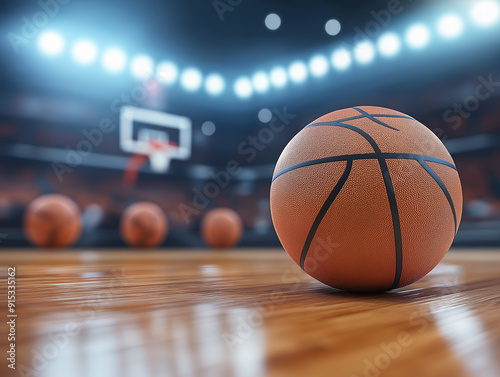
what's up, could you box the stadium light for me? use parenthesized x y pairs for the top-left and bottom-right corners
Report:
(270, 67), (287, 88)
(265, 13), (281, 30)
(71, 40), (97, 65)
(252, 71), (270, 93)
(331, 48), (352, 70)
(102, 47), (127, 73)
(258, 108), (273, 123)
(234, 77), (253, 98)
(289, 61), (308, 83)
(156, 61), (178, 84)
(34, 4), (499, 100)
(437, 14), (464, 39)
(354, 41), (375, 64)
(471, 1), (500, 26)
(201, 121), (216, 136)
(205, 74), (225, 95)
(130, 55), (154, 78)
(377, 33), (401, 57)
(180, 68), (203, 91)
(38, 31), (64, 56)
(406, 24), (431, 49)
(325, 19), (341, 36)
(309, 55), (329, 77)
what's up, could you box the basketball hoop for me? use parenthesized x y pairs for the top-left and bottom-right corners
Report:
(148, 139), (177, 173)
(123, 140), (178, 187)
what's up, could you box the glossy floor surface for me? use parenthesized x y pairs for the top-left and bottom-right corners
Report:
(0, 249), (499, 377)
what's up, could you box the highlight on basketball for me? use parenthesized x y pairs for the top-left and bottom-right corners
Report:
(0, 1), (499, 376)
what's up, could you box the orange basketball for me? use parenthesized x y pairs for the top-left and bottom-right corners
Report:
(270, 106), (462, 292)
(201, 208), (243, 248)
(24, 194), (82, 248)
(120, 202), (168, 247)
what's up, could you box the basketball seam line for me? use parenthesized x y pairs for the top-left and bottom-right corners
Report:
(350, 108), (403, 289)
(378, 157), (403, 290)
(351, 107), (400, 131)
(300, 159), (352, 269)
(326, 113), (414, 124)
(295, 120), (403, 290)
(271, 153), (456, 182)
(419, 160), (458, 234)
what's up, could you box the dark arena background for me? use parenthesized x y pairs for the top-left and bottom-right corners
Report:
(0, 0), (499, 376)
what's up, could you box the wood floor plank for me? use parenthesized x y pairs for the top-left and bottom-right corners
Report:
(0, 249), (499, 377)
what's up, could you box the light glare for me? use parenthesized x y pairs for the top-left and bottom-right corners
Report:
(181, 68), (203, 91)
(156, 61), (178, 84)
(270, 67), (287, 88)
(131, 55), (154, 78)
(309, 55), (329, 77)
(234, 77), (253, 98)
(205, 74), (225, 95)
(377, 33), (401, 57)
(471, 1), (499, 26)
(289, 61), (307, 83)
(354, 41), (375, 64)
(102, 48), (127, 72)
(331, 48), (352, 70)
(72, 40), (97, 64)
(38, 31), (64, 56)
(406, 24), (431, 49)
(252, 72), (270, 93)
(437, 14), (464, 39)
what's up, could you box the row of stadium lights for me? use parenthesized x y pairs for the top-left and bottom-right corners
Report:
(36, 1), (499, 100)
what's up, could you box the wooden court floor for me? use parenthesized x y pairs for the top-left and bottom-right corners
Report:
(0, 249), (499, 377)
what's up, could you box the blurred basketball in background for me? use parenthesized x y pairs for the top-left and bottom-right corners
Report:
(202, 208), (243, 248)
(271, 106), (463, 292)
(120, 202), (168, 247)
(24, 194), (82, 248)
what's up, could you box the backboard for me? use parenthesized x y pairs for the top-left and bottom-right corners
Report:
(120, 106), (192, 172)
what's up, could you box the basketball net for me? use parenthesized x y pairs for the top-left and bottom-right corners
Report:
(123, 140), (178, 187)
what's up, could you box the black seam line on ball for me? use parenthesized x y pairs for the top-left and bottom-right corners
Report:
(291, 121), (403, 289)
(419, 160), (458, 234)
(379, 158), (403, 290)
(322, 113), (414, 125)
(351, 107), (400, 131)
(300, 159), (353, 269)
(272, 153), (456, 182)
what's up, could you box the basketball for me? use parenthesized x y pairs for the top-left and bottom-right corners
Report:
(24, 194), (82, 248)
(201, 208), (243, 248)
(270, 106), (463, 292)
(120, 202), (168, 247)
